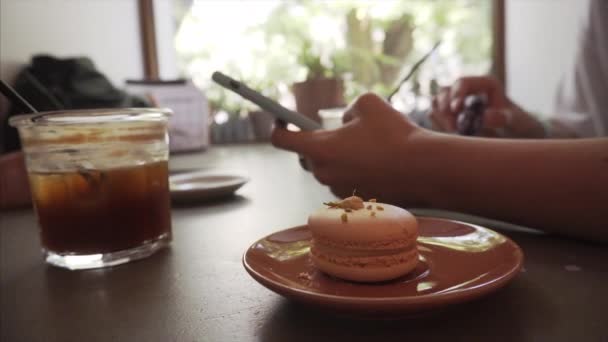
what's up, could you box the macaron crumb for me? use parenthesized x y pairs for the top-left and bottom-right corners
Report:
(324, 196), (364, 210)
(369, 198), (377, 202)
(341, 213), (348, 223)
(366, 205), (372, 210)
(297, 272), (312, 281)
(376, 206), (384, 211)
(370, 211), (376, 217)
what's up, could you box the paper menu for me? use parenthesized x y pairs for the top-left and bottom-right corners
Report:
(125, 80), (210, 152)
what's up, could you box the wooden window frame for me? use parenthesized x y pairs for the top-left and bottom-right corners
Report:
(138, 0), (160, 80)
(492, 0), (506, 87)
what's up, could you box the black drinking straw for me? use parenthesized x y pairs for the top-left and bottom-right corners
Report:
(387, 41), (442, 103)
(0, 79), (38, 113)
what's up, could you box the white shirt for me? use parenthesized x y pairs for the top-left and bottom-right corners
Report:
(553, 0), (608, 137)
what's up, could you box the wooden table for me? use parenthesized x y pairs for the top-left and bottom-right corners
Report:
(2, 145), (607, 341)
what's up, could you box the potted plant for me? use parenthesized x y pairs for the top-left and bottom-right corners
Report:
(291, 40), (348, 123)
(259, 2), (349, 123)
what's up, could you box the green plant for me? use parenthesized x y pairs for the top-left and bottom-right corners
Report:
(260, 2), (415, 93)
(297, 39), (327, 80)
(261, 2), (347, 81)
(177, 0), (492, 111)
(345, 9), (414, 93)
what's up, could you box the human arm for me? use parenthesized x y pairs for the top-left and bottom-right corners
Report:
(412, 129), (607, 241)
(272, 93), (608, 241)
(0, 151), (32, 210)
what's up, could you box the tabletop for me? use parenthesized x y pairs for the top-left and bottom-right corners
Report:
(1, 144), (607, 342)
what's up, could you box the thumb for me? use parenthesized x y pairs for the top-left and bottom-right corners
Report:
(342, 92), (404, 124)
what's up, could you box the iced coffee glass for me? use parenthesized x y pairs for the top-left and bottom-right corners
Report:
(10, 108), (173, 270)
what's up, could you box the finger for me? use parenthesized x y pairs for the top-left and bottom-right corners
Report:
(270, 126), (330, 158)
(298, 155), (311, 171)
(450, 76), (503, 112)
(274, 119), (287, 129)
(479, 127), (500, 137)
(329, 185), (355, 199)
(483, 109), (510, 129)
(342, 110), (355, 124)
(429, 107), (456, 132)
(429, 110), (447, 131)
(436, 88), (457, 131)
(437, 87), (452, 114)
(329, 184), (375, 201)
(308, 157), (329, 171)
(311, 166), (335, 186)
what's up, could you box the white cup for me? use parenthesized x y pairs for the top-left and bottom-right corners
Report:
(318, 107), (346, 130)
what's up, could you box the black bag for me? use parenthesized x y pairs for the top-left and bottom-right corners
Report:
(2, 55), (150, 152)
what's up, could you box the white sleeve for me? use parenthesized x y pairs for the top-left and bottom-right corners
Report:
(552, 0), (608, 138)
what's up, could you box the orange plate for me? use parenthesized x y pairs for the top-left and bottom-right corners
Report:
(243, 217), (524, 318)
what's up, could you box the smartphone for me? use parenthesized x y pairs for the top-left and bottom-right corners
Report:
(211, 72), (322, 131)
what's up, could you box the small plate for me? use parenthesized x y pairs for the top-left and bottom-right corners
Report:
(170, 171), (248, 203)
(243, 217), (523, 317)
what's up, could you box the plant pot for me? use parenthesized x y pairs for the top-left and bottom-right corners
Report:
(292, 78), (345, 123)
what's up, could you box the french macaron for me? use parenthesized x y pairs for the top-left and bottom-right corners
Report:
(308, 196), (418, 282)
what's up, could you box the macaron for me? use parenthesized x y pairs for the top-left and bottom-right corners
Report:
(308, 196), (419, 282)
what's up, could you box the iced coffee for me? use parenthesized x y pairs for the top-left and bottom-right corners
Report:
(10, 108), (173, 270)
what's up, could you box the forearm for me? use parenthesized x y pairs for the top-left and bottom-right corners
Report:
(411, 132), (608, 241)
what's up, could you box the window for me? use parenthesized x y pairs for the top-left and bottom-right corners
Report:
(171, 0), (499, 115)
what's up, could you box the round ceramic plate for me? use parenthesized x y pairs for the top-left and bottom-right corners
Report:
(243, 217), (523, 317)
(170, 171), (248, 203)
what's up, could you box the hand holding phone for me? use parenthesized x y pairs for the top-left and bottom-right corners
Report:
(211, 72), (322, 131)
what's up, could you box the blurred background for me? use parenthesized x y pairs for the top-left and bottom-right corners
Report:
(0, 0), (589, 147)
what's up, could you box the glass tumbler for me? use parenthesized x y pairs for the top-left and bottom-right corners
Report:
(10, 108), (173, 270)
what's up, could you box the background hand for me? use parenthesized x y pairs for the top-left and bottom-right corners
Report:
(429, 76), (545, 138)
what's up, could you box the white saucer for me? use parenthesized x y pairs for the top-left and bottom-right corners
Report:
(170, 171), (249, 203)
